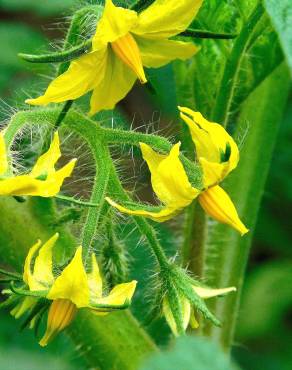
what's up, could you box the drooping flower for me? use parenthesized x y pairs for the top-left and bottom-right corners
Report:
(7, 233), (137, 346)
(178, 107), (248, 235)
(163, 285), (236, 336)
(26, 0), (203, 115)
(0, 131), (76, 197)
(106, 142), (200, 221)
(106, 108), (248, 235)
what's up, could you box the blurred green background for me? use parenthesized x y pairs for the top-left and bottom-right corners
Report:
(0, 1), (291, 370)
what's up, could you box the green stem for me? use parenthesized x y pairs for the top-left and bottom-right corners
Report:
(211, 2), (264, 126)
(55, 194), (100, 207)
(202, 64), (290, 350)
(102, 127), (202, 189)
(81, 141), (111, 262)
(18, 40), (92, 63)
(107, 162), (170, 269)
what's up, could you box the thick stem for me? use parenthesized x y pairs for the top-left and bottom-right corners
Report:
(201, 64), (290, 350)
(211, 2), (264, 127)
(81, 141), (111, 261)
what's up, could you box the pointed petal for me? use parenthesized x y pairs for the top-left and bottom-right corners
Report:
(87, 253), (103, 299)
(23, 239), (42, 289)
(33, 233), (59, 289)
(163, 296), (191, 336)
(193, 285), (236, 299)
(199, 185), (249, 235)
(35, 158), (77, 197)
(47, 247), (90, 308)
(105, 196), (179, 222)
(137, 37), (198, 68)
(94, 281), (137, 306)
(134, 0), (203, 39)
(92, 0), (138, 48)
(179, 107), (239, 174)
(26, 50), (107, 106)
(89, 51), (136, 115)
(39, 299), (77, 347)
(30, 132), (61, 177)
(0, 132), (8, 175)
(199, 158), (228, 188)
(141, 142), (199, 207)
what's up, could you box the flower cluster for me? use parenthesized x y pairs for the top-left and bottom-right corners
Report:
(0, 0), (249, 345)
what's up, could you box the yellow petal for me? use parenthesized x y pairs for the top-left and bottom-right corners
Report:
(39, 299), (77, 347)
(199, 158), (229, 188)
(0, 159), (76, 197)
(26, 50), (107, 106)
(94, 280), (137, 306)
(23, 239), (42, 289)
(89, 51), (136, 115)
(32, 233), (59, 290)
(140, 142), (199, 207)
(134, 0), (203, 39)
(87, 253), (103, 299)
(193, 285), (236, 299)
(199, 185), (249, 235)
(30, 132), (61, 177)
(162, 296), (191, 336)
(179, 107), (239, 175)
(35, 158), (77, 197)
(137, 36), (199, 68)
(92, 0), (138, 48)
(0, 132), (8, 175)
(111, 33), (147, 83)
(105, 196), (179, 222)
(47, 246), (90, 308)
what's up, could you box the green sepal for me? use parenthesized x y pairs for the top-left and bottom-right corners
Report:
(89, 299), (131, 312)
(20, 299), (49, 331)
(18, 39), (92, 64)
(10, 282), (48, 298)
(180, 28), (237, 40)
(0, 267), (22, 280)
(131, 0), (155, 12)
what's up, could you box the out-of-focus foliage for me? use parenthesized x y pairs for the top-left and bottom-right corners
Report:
(0, 0), (75, 16)
(264, 0), (292, 75)
(140, 336), (239, 370)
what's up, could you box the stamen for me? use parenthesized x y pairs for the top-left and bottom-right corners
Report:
(111, 33), (147, 84)
(39, 299), (77, 347)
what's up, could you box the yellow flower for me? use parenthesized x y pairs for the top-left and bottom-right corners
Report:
(163, 285), (236, 336)
(107, 107), (248, 234)
(26, 0), (202, 115)
(106, 142), (200, 221)
(179, 106), (248, 235)
(21, 233), (137, 346)
(0, 131), (76, 197)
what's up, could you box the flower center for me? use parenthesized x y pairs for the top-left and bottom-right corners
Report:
(111, 33), (147, 84)
(39, 299), (77, 347)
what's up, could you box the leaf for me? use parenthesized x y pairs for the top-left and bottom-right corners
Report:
(140, 336), (239, 370)
(264, 0), (292, 75)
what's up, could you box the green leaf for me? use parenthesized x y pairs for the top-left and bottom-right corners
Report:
(264, 0), (292, 75)
(140, 336), (239, 370)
